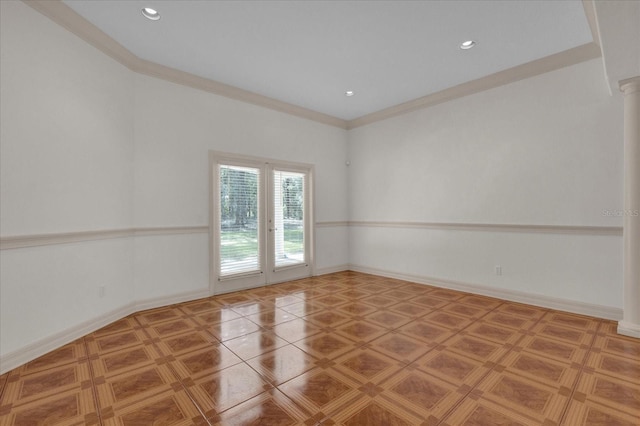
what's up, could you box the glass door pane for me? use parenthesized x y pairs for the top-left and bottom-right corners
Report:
(272, 169), (306, 268)
(211, 152), (312, 293)
(219, 164), (261, 276)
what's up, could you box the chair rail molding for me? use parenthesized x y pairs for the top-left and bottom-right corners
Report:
(0, 226), (210, 250)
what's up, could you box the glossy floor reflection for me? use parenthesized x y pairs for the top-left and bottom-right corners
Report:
(1, 271), (639, 425)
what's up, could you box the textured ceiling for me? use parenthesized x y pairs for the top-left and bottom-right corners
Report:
(63, 0), (593, 121)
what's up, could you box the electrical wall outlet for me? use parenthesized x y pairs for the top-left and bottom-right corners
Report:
(495, 266), (502, 276)
(99, 286), (106, 298)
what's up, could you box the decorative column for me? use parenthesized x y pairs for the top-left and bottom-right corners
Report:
(618, 76), (640, 338)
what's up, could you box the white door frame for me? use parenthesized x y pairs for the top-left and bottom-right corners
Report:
(209, 151), (314, 295)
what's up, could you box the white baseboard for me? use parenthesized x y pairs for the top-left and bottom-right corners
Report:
(134, 288), (210, 312)
(314, 264), (350, 276)
(2, 266), (626, 375)
(0, 302), (135, 374)
(349, 264), (623, 321)
(617, 321), (640, 338)
(0, 288), (211, 375)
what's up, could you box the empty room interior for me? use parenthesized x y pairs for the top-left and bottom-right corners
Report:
(1, 0), (639, 425)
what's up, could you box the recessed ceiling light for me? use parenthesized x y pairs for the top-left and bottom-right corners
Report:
(142, 7), (160, 21)
(460, 40), (476, 50)
(345, 91), (355, 97)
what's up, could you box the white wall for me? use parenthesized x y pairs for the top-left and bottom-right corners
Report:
(0, 0), (349, 368)
(0, 0), (626, 372)
(348, 58), (624, 312)
(0, 1), (134, 235)
(132, 74), (349, 300)
(0, 1), (135, 358)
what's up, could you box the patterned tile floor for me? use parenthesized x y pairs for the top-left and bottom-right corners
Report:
(1, 271), (639, 425)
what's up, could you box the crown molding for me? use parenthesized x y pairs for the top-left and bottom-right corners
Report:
(22, 0), (348, 130)
(347, 43), (602, 129)
(22, 0), (139, 66)
(131, 58), (348, 129)
(582, 0), (601, 47)
(23, 1), (601, 132)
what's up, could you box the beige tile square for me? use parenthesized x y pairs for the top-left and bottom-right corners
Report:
(335, 320), (389, 345)
(103, 390), (206, 426)
(573, 370), (640, 418)
(222, 330), (288, 360)
(473, 370), (569, 424)
(413, 348), (491, 388)
(498, 350), (579, 389)
(271, 318), (322, 343)
(583, 351), (640, 386)
(444, 334), (510, 363)
(214, 389), (310, 425)
(333, 347), (404, 385)
(397, 319), (453, 345)
(15, 340), (87, 376)
(186, 363), (272, 417)
(517, 334), (588, 365)
(95, 364), (179, 413)
(293, 332), (357, 360)
(170, 344), (242, 381)
(208, 317), (263, 342)
(368, 332), (432, 363)
(1, 386), (98, 426)
(1, 363), (92, 408)
(423, 311), (474, 331)
(246, 344), (318, 385)
(381, 368), (465, 422)
(441, 398), (536, 426)
(277, 367), (361, 416)
(327, 394), (425, 425)
(155, 330), (219, 356)
(365, 310), (412, 330)
(86, 328), (150, 356)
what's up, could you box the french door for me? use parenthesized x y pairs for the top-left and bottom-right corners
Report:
(209, 152), (313, 294)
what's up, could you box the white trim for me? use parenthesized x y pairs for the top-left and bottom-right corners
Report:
(133, 58), (347, 129)
(316, 221), (349, 228)
(23, 1), (600, 130)
(348, 221), (622, 236)
(1, 221), (620, 251)
(0, 302), (135, 374)
(619, 76), (640, 93)
(22, 0), (347, 130)
(581, 0), (601, 47)
(208, 151), (315, 293)
(1, 265), (627, 374)
(0, 288), (211, 375)
(617, 321), (640, 339)
(134, 226), (209, 237)
(314, 264), (350, 276)
(134, 288), (210, 312)
(349, 264), (623, 321)
(347, 43), (601, 129)
(0, 229), (134, 250)
(0, 226), (209, 250)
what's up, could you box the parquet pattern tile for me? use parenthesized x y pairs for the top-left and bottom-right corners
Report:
(1, 271), (638, 425)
